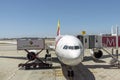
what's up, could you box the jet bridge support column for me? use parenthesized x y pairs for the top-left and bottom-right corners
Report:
(102, 48), (120, 68)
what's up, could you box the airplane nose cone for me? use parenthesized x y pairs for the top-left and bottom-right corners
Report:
(69, 50), (81, 59)
(57, 49), (83, 66)
(63, 49), (83, 66)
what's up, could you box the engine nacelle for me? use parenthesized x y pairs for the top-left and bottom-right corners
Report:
(90, 49), (103, 59)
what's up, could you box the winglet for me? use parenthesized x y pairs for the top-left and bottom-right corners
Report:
(57, 20), (60, 36)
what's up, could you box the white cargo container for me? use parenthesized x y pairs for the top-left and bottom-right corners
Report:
(17, 39), (45, 50)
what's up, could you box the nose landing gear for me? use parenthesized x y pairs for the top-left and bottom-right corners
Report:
(67, 67), (74, 79)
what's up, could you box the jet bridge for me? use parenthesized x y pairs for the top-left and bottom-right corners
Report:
(77, 35), (120, 48)
(77, 35), (102, 49)
(77, 35), (120, 67)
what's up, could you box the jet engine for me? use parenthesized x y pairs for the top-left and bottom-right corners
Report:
(90, 49), (103, 59)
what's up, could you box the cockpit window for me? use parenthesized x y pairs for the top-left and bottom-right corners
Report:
(69, 46), (74, 49)
(63, 45), (81, 50)
(63, 45), (68, 49)
(75, 46), (80, 49)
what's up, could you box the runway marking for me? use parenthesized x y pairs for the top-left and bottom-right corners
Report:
(7, 61), (26, 80)
(7, 68), (20, 80)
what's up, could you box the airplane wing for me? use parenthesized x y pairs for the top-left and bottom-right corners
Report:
(46, 44), (55, 51)
(0, 41), (17, 45)
(49, 45), (55, 50)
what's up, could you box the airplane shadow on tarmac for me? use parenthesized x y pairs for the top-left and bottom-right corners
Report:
(61, 63), (95, 80)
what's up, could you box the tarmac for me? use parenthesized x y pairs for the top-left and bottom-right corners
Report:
(0, 39), (120, 80)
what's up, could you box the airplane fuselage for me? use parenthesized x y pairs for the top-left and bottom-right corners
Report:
(55, 35), (84, 66)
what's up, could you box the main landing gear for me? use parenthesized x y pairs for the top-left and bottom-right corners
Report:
(18, 49), (52, 69)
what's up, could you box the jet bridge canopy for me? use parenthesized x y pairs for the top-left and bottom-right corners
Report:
(77, 35), (120, 49)
(77, 35), (102, 49)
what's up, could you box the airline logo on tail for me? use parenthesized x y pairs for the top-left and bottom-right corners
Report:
(57, 20), (60, 36)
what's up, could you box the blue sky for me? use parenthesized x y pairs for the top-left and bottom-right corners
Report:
(0, 0), (120, 38)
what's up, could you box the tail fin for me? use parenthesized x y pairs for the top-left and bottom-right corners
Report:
(57, 20), (60, 36)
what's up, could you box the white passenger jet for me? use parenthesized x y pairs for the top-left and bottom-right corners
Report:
(54, 20), (84, 66)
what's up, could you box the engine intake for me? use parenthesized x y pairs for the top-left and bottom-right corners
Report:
(90, 49), (103, 59)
